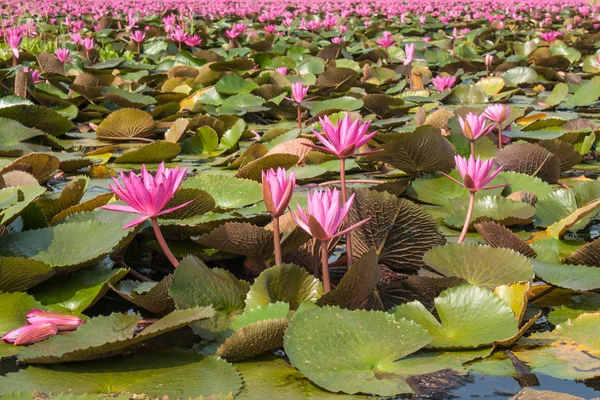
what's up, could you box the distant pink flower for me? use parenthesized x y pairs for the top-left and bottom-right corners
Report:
(485, 54), (495, 67)
(101, 162), (192, 229)
(22, 67), (43, 84)
(431, 75), (457, 92)
(130, 30), (146, 43)
(27, 310), (84, 331)
(484, 104), (511, 124)
(293, 187), (369, 241)
(540, 31), (561, 42)
(264, 24), (277, 34)
(2, 323), (58, 346)
(169, 26), (188, 44)
(331, 37), (341, 44)
(275, 67), (287, 75)
(286, 82), (310, 103)
(446, 155), (504, 192)
(70, 33), (82, 44)
(81, 37), (95, 51)
(5, 27), (23, 59)
(376, 31), (394, 48)
(262, 167), (296, 218)
(423, 37), (431, 43)
(399, 43), (424, 65)
(55, 48), (71, 63)
(307, 114), (378, 159)
(458, 112), (495, 142)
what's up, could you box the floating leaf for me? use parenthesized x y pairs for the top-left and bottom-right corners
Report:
(234, 154), (299, 181)
(0, 350), (242, 397)
(474, 222), (536, 258)
(111, 275), (174, 316)
(114, 141), (180, 164)
(423, 243), (534, 288)
(215, 318), (289, 361)
(393, 285), (518, 348)
(181, 174), (262, 209)
(284, 306), (432, 396)
(0, 257), (54, 292)
(445, 195), (535, 228)
(304, 96), (364, 115)
(532, 259), (600, 291)
(495, 143), (561, 183)
(95, 108), (155, 140)
(18, 307), (214, 363)
(534, 189), (577, 228)
(501, 67), (538, 86)
(546, 198), (600, 239)
(0, 292), (43, 357)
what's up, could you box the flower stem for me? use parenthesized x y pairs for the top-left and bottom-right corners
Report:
(297, 105), (302, 133)
(272, 216), (282, 265)
(497, 123), (503, 149)
(458, 192), (476, 244)
(408, 67), (414, 91)
(320, 240), (331, 293)
(339, 158), (353, 269)
(151, 217), (179, 268)
(470, 141), (476, 156)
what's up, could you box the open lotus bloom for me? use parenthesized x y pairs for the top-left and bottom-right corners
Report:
(483, 104), (511, 124)
(431, 75), (456, 92)
(2, 323), (58, 346)
(101, 162), (192, 229)
(307, 113), (378, 159)
(445, 155), (505, 192)
(27, 309), (84, 331)
(458, 112), (495, 142)
(286, 82), (310, 103)
(262, 167), (296, 217)
(293, 187), (370, 241)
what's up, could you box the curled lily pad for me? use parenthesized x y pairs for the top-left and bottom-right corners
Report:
(114, 141), (181, 164)
(111, 275), (175, 316)
(474, 221), (536, 258)
(495, 143), (561, 184)
(0, 152), (60, 183)
(0, 257), (54, 292)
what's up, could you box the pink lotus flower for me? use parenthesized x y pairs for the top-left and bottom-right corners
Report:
(130, 30), (146, 43)
(22, 67), (44, 84)
(448, 155), (504, 192)
(485, 54), (494, 67)
(286, 82), (310, 104)
(275, 67), (287, 76)
(484, 104), (511, 124)
(540, 31), (561, 42)
(101, 162), (192, 229)
(331, 37), (342, 44)
(55, 48), (71, 63)
(264, 24), (277, 34)
(6, 27), (23, 59)
(458, 112), (495, 142)
(70, 33), (82, 44)
(27, 309), (84, 331)
(293, 187), (369, 242)
(169, 26), (188, 44)
(262, 167), (295, 218)
(307, 114), (377, 159)
(185, 34), (202, 47)
(81, 37), (95, 51)
(376, 31), (394, 48)
(431, 75), (456, 92)
(2, 323), (58, 346)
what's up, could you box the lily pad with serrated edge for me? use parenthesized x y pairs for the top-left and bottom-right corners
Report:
(0, 152), (60, 183)
(546, 198), (600, 239)
(445, 195), (535, 228)
(532, 259), (600, 291)
(95, 108), (155, 140)
(534, 189), (577, 228)
(114, 141), (180, 164)
(235, 154), (299, 181)
(0, 256), (55, 292)
(495, 143), (561, 184)
(111, 275), (175, 316)
(393, 285), (519, 348)
(349, 189), (445, 273)
(474, 221), (536, 258)
(423, 243), (534, 288)
(369, 126), (456, 175)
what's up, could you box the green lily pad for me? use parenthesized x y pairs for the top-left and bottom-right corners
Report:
(215, 318), (289, 361)
(446, 84), (488, 105)
(546, 198), (600, 239)
(235, 154), (299, 181)
(217, 94), (266, 115)
(169, 255), (250, 314)
(499, 171), (553, 199)
(534, 189), (577, 228)
(30, 260), (127, 314)
(181, 174), (262, 209)
(18, 307), (214, 363)
(547, 293), (600, 325)
(0, 118), (46, 155)
(0, 105), (73, 137)
(393, 285), (519, 348)
(304, 97), (364, 115)
(0, 219), (135, 273)
(0, 292), (44, 357)
(532, 259), (600, 291)
(102, 87), (157, 108)
(501, 67), (538, 86)
(423, 243), (534, 288)
(215, 74), (259, 95)
(284, 306), (433, 396)
(235, 356), (363, 399)
(564, 77), (600, 108)
(245, 264), (322, 311)
(445, 195), (535, 228)
(0, 350), (241, 397)
(0, 185), (46, 223)
(0, 257), (54, 292)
